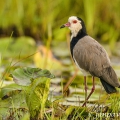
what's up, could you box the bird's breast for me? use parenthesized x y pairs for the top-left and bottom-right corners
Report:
(73, 55), (90, 76)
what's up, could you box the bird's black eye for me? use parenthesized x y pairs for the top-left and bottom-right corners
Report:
(73, 20), (77, 24)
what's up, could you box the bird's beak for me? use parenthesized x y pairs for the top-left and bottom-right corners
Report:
(60, 22), (70, 29)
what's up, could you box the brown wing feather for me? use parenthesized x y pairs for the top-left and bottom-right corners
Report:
(73, 36), (120, 87)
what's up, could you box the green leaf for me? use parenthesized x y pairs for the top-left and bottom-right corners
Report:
(0, 83), (24, 98)
(0, 91), (28, 119)
(12, 67), (55, 86)
(26, 77), (51, 119)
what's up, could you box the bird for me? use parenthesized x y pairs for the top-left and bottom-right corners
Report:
(60, 16), (120, 106)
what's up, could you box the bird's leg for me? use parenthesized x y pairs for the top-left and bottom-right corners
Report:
(82, 77), (95, 107)
(86, 76), (95, 100)
(84, 76), (87, 107)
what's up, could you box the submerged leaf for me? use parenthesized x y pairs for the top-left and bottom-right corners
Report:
(12, 67), (55, 86)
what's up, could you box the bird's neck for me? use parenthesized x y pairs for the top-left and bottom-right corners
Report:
(70, 30), (87, 58)
(71, 30), (87, 40)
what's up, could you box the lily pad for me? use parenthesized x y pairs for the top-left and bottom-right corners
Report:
(12, 67), (55, 86)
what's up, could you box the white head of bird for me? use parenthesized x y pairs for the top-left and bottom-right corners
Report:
(60, 16), (86, 37)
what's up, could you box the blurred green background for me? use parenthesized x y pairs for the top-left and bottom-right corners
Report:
(0, 0), (120, 45)
(0, 0), (120, 80)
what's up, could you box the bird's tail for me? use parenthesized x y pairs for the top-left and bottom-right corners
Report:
(99, 77), (117, 94)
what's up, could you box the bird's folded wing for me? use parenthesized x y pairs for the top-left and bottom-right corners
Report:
(73, 35), (110, 77)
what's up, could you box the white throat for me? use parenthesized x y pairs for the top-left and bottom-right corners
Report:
(71, 28), (80, 37)
(70, 25), (82, 40)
